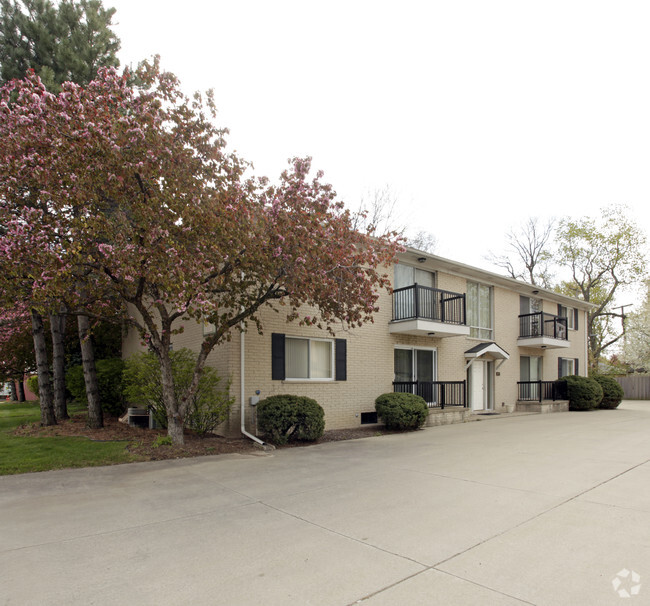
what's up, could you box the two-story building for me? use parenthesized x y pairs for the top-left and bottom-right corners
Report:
(122, 247), (592, 437)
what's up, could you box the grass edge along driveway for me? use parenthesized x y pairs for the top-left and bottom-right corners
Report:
(0, 401), (141, 475)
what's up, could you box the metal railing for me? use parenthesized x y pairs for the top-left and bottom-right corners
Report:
(517, 380), (568, 402)
(392, 284), (466, 325)
(393, 380), (467, 409)
(519, 312), (568, 340)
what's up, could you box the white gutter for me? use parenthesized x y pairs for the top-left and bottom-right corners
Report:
(240, 324), (267, 447)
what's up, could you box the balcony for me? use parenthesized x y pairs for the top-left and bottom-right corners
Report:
(517, 380), (568, 402)
(393, 380), (467, 408)
(517, 312), (570, 349)
(389, 284), (470, 338)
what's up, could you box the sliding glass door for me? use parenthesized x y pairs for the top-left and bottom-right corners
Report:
(394, 347), (437, 403)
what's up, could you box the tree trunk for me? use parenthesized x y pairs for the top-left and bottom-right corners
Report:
(167, 415), (184, 445)
(160, 352), (184, 445)
(9, 380), (16, 401)
(50, 309), (69, 420)
(31, 309), (56, 426)
(77, 314), (103, 429)
(17, 377), (25, 402)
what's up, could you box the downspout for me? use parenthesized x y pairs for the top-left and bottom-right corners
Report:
(240, 323), (267, 447)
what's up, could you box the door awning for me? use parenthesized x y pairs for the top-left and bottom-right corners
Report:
(464, 342), (510, 360)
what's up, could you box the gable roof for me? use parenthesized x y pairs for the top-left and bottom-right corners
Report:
(464, 342), (510, 360)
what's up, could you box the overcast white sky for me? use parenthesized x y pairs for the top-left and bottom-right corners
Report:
(107, 0), (650, 277)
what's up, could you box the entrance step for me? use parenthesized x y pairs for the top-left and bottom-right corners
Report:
(515, 400), (569, 414)
(425, 407), (472, 427)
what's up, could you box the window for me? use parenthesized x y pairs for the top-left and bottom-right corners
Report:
(285, 337), (333, 379)
(467, 281), (492, 339)
(394, 347), (437, 404)
(272, 334), (346, 381)
(520, 356), (542, 400)
(558, 305), (578, 330)
(202, 321), (216, 335)
(394, 264), (435, 289)
(520, 356), (542, 382)
(520, 296), (542, 315)
(558, 357), (578, 377)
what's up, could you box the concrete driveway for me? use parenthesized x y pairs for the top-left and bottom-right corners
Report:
(1, 402), (649, 606)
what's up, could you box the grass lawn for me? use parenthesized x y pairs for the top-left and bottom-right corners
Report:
(0, 401), (140, 475)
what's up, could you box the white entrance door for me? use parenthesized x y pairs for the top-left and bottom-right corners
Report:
(469, 360), (486, 411)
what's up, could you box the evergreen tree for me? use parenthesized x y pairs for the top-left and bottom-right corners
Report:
(0, 0), (120, 91)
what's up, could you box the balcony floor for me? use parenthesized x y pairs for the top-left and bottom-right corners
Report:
(389, 318), (471, 338)
(517, 336), (570, 349)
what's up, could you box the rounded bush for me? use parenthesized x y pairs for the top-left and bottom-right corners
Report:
(257, 395), (325, 445)
(593, 375), (624, 409)
(375, 392), (428, 430)
(561, 375), (604, 411)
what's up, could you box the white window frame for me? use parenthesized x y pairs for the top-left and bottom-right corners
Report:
(394, 265), (436, 290)
(467, 281), (493, 340)
(566, 307), (576, 330)
(393, 346), (438, 382)
(285, 336), (335, 381)
(558, 305), (577, 330)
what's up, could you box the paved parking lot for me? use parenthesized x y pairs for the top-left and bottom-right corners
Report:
(1, 401), (649, 605)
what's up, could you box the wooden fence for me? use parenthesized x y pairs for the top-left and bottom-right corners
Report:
(614, 376), (650, 400)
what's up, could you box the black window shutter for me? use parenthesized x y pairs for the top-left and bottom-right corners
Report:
(558, 304), (564, 317)
(335, 339), (347, 381)
(271, 333), (285, 380)
(574, 309), (579, 330)
(558, 357), (563, 379)
(575, 358), (579, 376)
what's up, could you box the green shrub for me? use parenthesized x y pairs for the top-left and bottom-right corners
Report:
(257, 395), (325, 445)
(593, 375), (624, 409)
(375, 392), (428, 430)
(561, 375), (604, 410)
(26, 375), (39, 396)
(66, 358), (126, 416)
(152, 435), (173, 448)
(122, 349), (233, 435)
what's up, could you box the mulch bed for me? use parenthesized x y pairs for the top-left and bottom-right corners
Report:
(13, 413), (396, 462)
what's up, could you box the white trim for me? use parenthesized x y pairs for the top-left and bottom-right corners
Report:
(401, 248), (595, 311)
(393, 345), (438, 383)
(202, 321), (216, 335)
(285, 336), (335, 381)
(464, 343), (510, 360)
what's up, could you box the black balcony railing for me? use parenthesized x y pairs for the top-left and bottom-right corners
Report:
(519, 312), (568, 340)
(393, 380), (467, 409)
(392, 284), (466, 325)
(517, 380), (568, 402)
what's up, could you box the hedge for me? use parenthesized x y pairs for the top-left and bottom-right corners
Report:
(593, 375), (624, 409)
(375, 392), (428, 430)
(560, 375), (603, 411)
(257, 394), (325, 445)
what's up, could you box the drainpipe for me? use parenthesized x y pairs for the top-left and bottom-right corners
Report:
(240, 323), (267, 447)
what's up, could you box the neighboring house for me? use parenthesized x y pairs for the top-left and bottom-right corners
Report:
(122, 247), (592, 437)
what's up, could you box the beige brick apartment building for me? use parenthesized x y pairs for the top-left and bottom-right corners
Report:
(122, 247), (592, 437)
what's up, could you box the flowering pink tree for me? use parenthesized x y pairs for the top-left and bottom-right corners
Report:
(0, 306), (35, 401)
(0, 61), (401, 444)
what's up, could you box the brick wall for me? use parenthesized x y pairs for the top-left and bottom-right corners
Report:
(122, 260), (590, 436)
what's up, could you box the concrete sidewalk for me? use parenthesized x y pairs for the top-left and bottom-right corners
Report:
(1, 401), (649, 605)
